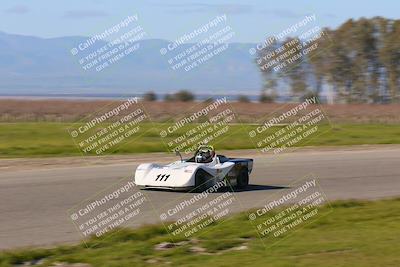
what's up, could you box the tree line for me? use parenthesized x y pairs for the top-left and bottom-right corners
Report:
(257, 17), (400, 104)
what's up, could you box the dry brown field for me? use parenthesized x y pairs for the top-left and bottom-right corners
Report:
(0, 99), (399, 123)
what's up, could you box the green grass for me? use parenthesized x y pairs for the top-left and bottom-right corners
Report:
(0, 122), (399, 157)
(1, 198), (399, 266)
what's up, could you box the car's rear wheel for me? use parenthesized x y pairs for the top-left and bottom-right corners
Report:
(194, 169), (209, 192)
(236, 168), (249, 189)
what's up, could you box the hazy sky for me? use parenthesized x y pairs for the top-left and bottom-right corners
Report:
(1, 0), (399, 42)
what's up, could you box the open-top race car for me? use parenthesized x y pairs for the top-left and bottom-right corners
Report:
(134, 145), (253, 191)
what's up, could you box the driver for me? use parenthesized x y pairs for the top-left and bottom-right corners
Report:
(195, 145), (215, 163)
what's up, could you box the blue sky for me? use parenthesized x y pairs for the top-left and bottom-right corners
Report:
(1, 0), (399, 42)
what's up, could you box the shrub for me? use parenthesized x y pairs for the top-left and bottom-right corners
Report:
(143, 91), (157, 101)
(173, 90), (195, 102)
(237, 95), (250, 103)
(259, 93), (275, 103)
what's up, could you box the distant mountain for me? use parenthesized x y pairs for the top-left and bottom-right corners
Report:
(0, 32), (262, 95)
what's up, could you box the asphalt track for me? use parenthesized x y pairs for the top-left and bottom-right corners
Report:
(0, 145), (399, 250)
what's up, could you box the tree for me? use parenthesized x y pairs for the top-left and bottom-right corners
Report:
(256, 17), (400, 104)
(237, 95), (250, 103)
(163, 91), (195, 102)
(259, 92), (276, 103)
(173, 90), (195, 102)
(379, 19), (400, 102)
(257, 39), (280, 102)
(284, 37), (309, 99)
(307, 27), (332, 101)
(164, 94), (174, 102)
(143, 91), (157, 101)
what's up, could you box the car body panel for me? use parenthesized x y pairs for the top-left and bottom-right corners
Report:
(135, 154), (253, 191)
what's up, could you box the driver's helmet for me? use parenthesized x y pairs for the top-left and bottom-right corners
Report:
(195, 145), (215, 163)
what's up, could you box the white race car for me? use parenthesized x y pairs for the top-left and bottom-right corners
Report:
(134, 145), (253, 191)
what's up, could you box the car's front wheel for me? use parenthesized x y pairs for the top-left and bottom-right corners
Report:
(236, 168), (249, 189)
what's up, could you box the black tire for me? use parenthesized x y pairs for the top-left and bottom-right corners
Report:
(236, 168), (249, 189)
(194, 169), (209, 192)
